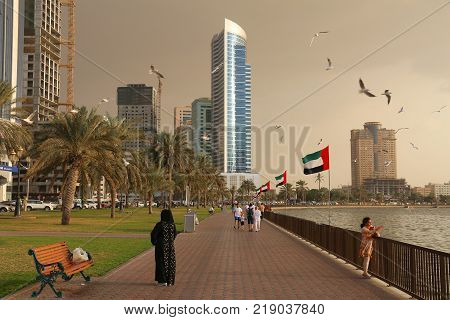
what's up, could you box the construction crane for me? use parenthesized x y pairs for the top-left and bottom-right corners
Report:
(59, 0), (76, 113)
(149, 65), (164, 132)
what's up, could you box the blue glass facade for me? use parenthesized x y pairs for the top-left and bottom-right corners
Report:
(211, 19), (251, 174)
(225, 33), (251, 173)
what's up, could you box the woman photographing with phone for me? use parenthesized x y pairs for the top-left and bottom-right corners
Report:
(359, 217), (384, 279)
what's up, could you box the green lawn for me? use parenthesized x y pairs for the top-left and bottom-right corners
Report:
(0, 236), (151, 298)
(0, 206), (217, 298)
(0, 207), (211, 233)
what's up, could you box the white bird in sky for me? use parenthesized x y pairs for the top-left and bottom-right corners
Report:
(149, 65), (164, 78)
(381, 90), (392, 105)
(353, 158), (358, 163)
(397, 107), (405, 114)
(395, 128), (409, 134)
(309, 31), (329, 47)
(123, 159), (130, 166)
(358, 78), (376, 97)
(317, 138), (323, 146)
(326, 58), (333, 71)
(20, 110), (37, 125)
(384, 161), (393, 167)
(201, 134), (210, 141)
(410, 142), (419, 150)
(211, 62), (224, 74)
(100, 98), (109, 103)
(275, 125), (282, 129)
(432, 106), (447, 113)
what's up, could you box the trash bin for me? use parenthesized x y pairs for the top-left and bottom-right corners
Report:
(184, 211), (197, 233)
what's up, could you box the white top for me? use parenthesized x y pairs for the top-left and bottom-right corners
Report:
(254, 209), (262, 219)
(234, 207), (242, 217)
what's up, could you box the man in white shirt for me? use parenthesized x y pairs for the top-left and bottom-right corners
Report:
(254, 207), (262, 232)
(233, 204), (243, 230)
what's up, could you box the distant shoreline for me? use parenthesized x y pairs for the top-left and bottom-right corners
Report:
(271, 205), (450, 210)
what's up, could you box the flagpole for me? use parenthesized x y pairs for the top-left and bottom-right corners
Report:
(328, 168), (331, 226)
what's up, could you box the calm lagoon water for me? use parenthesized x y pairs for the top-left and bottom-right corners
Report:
(279, 207), (450, 253)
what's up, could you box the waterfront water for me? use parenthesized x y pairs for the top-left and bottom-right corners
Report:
(281, 207), (450, 253)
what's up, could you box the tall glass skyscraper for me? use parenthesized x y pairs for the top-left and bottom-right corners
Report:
(211, 19), (252, 173)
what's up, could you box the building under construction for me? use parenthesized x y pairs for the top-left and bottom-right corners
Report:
(11, 0), (85, 201)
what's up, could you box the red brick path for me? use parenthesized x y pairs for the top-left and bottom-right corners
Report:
(7, 213), (407, 300)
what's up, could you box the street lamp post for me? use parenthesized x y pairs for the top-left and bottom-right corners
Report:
(9, 148), (23, 217)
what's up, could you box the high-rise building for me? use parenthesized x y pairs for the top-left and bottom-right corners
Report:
(117, 84), (157, 150)
(1, 0), (23, 201)
(351, 122), (397, 188)
(21, 0), (62, 121)
(0, 0), (22, 119)
(174, 105), (192, 128)
(191, 98), (212, 156)
(211, 19), (252, 174)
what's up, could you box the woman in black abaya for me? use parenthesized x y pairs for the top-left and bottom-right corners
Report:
(151, 209), (177, 286)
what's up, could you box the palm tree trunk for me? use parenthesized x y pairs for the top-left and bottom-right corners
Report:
(61, 166), (79, 225)
(96, 181), (102, 209)
(111, 187), (116, 218)
(125, 193), (129, 208)
(168, 167), (173, 209)
(148, 191), (153, 214)
(197, 191), (200, 209)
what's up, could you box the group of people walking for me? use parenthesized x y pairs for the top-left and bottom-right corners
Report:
(232, 202), (265, 232)
(148, 207), (385, 287)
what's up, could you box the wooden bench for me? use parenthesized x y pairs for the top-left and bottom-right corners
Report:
(28, 241), (94, 298)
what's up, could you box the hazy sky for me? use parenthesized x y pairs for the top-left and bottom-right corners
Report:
(72, 0), (450, 188)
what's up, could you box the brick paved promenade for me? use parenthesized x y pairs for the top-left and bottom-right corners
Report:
(7, 212), (408, 300)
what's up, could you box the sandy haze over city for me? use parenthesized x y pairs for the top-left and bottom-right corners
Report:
(71, 0), (450, 188)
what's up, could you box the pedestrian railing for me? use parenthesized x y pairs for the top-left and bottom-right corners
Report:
(265, 211), (450, 300)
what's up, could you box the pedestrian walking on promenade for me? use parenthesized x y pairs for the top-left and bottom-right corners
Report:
(151, 209), (177, 286)
(233, 203), (242, 229)
(240, 208), (246, 230)
(359, 217), (383, 279)
(259, 202), (265, 220)
(247, 203), (255, 232)
(254, 206), (262, 232)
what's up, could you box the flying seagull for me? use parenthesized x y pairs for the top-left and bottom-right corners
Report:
(432, 106), (447, 113)
(149, 65), (164, 78)
(381, 90), (392, 105)
(309, 31), (329, 47)
(410, 142), (419, 150)
(123, 159), (130, 166)
(318, 138), (323, 145)
(359, 78), (376, 97)
(395, 128), (409, 134)
(353, 158), (358, 163)
(201, 134), (210, 141)
(384, 161), (393, 167)
(275, 125), (282, 129)
(398, 107), (405, 114)
(326, 58), (333, 71)
(211, 62), (224, 74)
(100, 98), (109, 103)
(20, 110), (37, 125)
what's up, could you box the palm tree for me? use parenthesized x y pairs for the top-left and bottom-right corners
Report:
(279, 183), (295, 204)
(295, 180), (308, 203)
(315, 173), (324, 189)
(152, 129), (190, 208)
(27, 107), (126, 225)
(230, 185), (237, 206)
(0, 81), (32, 154)
(145, 162), (166, 214)
(240, 179), (256, 203)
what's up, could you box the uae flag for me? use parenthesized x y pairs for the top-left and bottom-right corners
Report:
(258, 181), (271, 194)
(302, 146), (330, 175)
(275, 171), (287, 187)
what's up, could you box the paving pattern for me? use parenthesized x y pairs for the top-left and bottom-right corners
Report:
(7, 213), (407, 300)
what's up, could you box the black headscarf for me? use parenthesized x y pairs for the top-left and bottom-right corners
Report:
(161, 209), (174, 223)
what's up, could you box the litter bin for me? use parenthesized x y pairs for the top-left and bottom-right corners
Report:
(184, 211), (197, 233)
